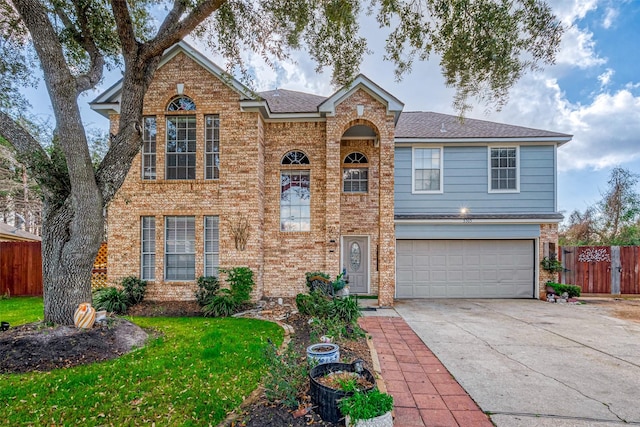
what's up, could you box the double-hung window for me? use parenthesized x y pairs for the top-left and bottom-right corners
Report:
(142, 117), (157, 180)
(343, 152), (368, 193)
(140, 216), (155, 280)
(205, 115), (220, 180)
(412, 146), (443, 193)
(489, 146), (519, 192)
(165, 95), (197, 180)
(204, 216), (219, 277)
(165, 216), (195, 280)
(280, 151), (311, 232)
(166, 116), (196, 180)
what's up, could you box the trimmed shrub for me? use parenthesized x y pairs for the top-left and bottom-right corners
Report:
(121, 276), (147, 306)
(93, 287), (128, 314)
(195, 275), (220, 307)
(547, 282), (581, 298)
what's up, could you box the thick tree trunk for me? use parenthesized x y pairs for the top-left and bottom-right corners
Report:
(41, 200), (103, 324)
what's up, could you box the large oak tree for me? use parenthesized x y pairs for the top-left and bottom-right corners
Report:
(0, 0), (562, 324)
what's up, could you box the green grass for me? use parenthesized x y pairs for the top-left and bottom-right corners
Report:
(0, 298), (284, 426)
(0, 296), (44, 325)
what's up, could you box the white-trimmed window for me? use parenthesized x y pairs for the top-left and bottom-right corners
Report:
(204, 216), (219, 277)
(280, 150), (310, 232)
(343, 152), (368, 193)
(165, 216), (195, 281)
(205, 115), (220, 180)
(489, 146), (519, 192)
(140, 216), (155, 281)
(142, 117), (157, 180)
(166, 116), (196, 180)
(412, 146), (443, 193)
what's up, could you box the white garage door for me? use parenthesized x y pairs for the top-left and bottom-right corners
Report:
(396, 240), (534, 298)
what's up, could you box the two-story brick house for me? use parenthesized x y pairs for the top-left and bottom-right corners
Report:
(91, 42), (571, 305)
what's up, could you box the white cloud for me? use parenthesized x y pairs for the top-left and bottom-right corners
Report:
(602, 7), (619, 29)
(598, 68), (614, 88)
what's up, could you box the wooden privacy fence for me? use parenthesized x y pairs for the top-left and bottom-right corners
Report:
(0, 242), (108, 296)
(559, 246), (640, 294)
(0, 241), (43, 296)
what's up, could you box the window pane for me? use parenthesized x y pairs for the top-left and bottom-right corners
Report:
(142, 117), (157, 180)
(414, 148), (441, 192)
(165, 216), (195, 280)
(205, 115), (220, 180)
(166, 116), (196, 180)
(204, 216), (219, 277)
(141, 216), (155, 280)
(490, 147), (517, 190)
(281, 170), (311, 231)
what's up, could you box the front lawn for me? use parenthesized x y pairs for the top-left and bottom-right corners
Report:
(0, 296), (44, 326)
(0, 298), (283, 426)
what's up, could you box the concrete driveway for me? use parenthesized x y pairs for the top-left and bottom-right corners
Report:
(394, 299), (640, 426)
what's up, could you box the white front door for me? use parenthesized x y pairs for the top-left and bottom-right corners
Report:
(342, 236), (369, 294)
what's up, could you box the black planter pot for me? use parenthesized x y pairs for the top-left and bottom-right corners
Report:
(1, 321), (9, 331)
(309, 361), (376, 423)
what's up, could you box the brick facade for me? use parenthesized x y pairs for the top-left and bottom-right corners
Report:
(107, 53), (397, 302)
(538, 222), (560, 299)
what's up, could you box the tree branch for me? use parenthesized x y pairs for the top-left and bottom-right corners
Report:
(72, 1), (105, 92)
(0, 111), (61, 199)
(142, 0), (227, 60)
(110, 0), (138, 56)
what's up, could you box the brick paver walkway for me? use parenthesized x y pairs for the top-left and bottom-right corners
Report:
(359, 316), (492, 427)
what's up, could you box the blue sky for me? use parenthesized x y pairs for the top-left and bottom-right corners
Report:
(24, 0), (640, 218)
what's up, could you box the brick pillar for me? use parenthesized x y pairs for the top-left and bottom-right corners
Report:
(538, 223), (559, 299)
(377, 124), (396, 307)
(325, 117), (341, 275)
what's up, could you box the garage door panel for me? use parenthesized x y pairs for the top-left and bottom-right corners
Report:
(396, 239), (534, 298)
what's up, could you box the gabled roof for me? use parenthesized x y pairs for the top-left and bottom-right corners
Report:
(258, 89), (327, 113)
(90, 41), (257, 117)
(318, 74), (404, 123)
(0, 223), (41, 242)
(396, 111), (572, 143)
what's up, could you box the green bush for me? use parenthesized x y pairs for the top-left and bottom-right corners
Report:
(221, 267), (254, 305)
(541, 255), (563, 273)
(200, 267), (255, 317)
(331, 296), (361, 324)
(338, 389), (394, 423)
(195, 275), (220, 307)
(263, 341), (308, 409)
(202, 291), (237, 317)
(121, 276), (147, 306)
(93, 287), (128, 314)
(546, 282), (581, 298)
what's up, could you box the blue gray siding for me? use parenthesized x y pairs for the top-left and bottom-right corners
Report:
(395, 223), (541, 239)
(394, 144), (557, 215)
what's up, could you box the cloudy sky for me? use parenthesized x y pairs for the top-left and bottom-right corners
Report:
(25, 0), (640, 217)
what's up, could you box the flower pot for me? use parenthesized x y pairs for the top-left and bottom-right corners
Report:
(346, 411), (394, 427)
(306, 343), (340, 366)
(74, 303), (96, 329)
(309, 362), (376, 423)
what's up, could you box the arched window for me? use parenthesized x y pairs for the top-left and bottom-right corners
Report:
(343, 152), (368, 193)
(167, 96), (196, 111)
(281, 151), (310, 165)
(280, 151), (310, 231)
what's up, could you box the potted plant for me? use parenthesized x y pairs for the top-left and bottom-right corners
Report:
(309, 361), (376, 423)
(541, 254), (563, 273)
(339, 388), (394, 427)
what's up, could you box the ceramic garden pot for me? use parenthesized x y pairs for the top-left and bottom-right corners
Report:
(74, 303), (96, 329)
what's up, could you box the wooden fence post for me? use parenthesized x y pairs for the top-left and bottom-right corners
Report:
(611, 246), (621, 295)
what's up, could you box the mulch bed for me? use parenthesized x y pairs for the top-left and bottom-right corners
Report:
(0, 298), (375, 427)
